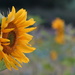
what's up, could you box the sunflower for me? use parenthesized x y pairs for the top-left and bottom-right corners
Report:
(52, 18), (65, 44)
(50, 50), (58, 60)
(0, 6), (36, 70)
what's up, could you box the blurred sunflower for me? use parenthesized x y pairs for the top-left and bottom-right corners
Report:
(0, 6), (36, 70)
(52, 18), (65, 44)
(50, 50), (58, 60)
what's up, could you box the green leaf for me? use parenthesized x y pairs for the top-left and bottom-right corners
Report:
(62, 57), (75, 66)
(0, 60), (6, 71)
(43, 63), (54, 71)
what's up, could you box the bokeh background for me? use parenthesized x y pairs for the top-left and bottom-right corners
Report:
(0, 0), (75, 75)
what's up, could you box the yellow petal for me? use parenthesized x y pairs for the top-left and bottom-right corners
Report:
(9, 55), (22, 68)
(0, 45), (3, 51)
(12, 50), (29, 63)
(7, 6), (15, 23)
(11, 62), (18, 70)
(15, 19), (25, 26)
(1, 52), (11, 70)
(17, 42), (36, 53)
(23, 27), (37, 32)
(15, 9), (27, 19)
(0, 38), (10, 42)
(2, 28), (14, 33)
(18, 27), (36, 33)
(17, 39), (29, 44)
(15, 10), (27, 21)
(18, 18), (36, 28)
(4, 59), (11, 70)
(25, 18), (36, 27)
(2, 43), (10, 45)
(18, 33), (33, 41)
(12, 6), (16, 13)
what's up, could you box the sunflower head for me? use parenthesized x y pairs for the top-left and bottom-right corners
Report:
(52, 18), (64, 30)
(52, 18), (65, 44)
(50, 50), (58, 61)
(0, 6), (36, 70)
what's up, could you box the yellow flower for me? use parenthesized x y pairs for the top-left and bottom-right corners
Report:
(52, 18), (65, 44)
(0, 6), (36, 70)
(55, 34), (64, 44)
(52, 18), (64, 29)
(50, 50), (58, 60)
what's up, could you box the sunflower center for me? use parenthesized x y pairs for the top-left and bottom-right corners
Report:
(2, 23), (17, 54)
(8, 31), (16, 47)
